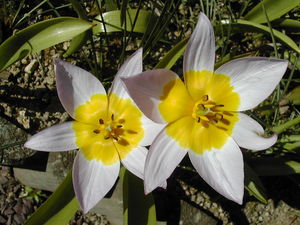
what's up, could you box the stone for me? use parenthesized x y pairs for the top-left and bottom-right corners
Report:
(0, 176), (8, 184)
(24, 59), (38, 74)
(0, 71), (10, 80)
(179, 200), (218, 225)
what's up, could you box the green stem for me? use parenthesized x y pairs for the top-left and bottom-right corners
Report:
(272, 117), (300, 134)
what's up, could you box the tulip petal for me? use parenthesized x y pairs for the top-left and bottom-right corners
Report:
(24, 122), (77, 151)
(233, 113), (277, 151)
(110, 48), (143, 99)
(73, 151), (120, 213)
(144, 129), (187, 194)
(139, 115), (165, 146)
(55, 59), (106, 118)
(122, 69), (193, 123)
(116, 48), (143, 78)
(188, 137), (244, 204)
(183, 13), (215, 76)
(215, 57), (288, 111)
(121, 146), (147, 179)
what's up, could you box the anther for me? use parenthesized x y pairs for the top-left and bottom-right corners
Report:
(99, 118), (104, 124)
(119, 119), (125, 123)
(215, 113), (223, 120)
(104, 136), (110, 140)
(93, 129), (100, 134)
(202, 95), (209, 101)
(197, 117), (201, 123)
(117, 125), (123, 128)
(223, 111), (233, 116)
(202, 121), (209, 128)
(216, 126), (228, 131)
(220, 118), (230, 126)
(216, 104), (224, 107)
(112, 136), (119, 141)
(111, 114), (115, 121)
(197, 104), (205, 111)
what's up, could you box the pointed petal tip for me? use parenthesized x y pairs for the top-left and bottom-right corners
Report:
(53, 58), (61, 64)
(136, 47), (143, 55)
(24, 139), (31, 149)
(233, 192), (244, 205)
(81, 206), (91, 214)
(183, 11), (215, 74)
(144, 186), (154, 195)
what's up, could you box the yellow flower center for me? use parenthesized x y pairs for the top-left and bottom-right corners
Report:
(159, 70), (240, 154)
(72, 93), (144, 165)
(191, 95), (233, 132)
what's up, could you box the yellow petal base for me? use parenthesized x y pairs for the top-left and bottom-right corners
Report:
(73, 93), (144, 165)
(161, 70), (240, 154)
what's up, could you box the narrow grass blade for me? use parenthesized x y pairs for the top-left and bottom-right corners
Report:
(155, 37), (188, 69)
(105, 0), (118, 11)
(64, 0), (92, 57)
(217, 19), (300, 54)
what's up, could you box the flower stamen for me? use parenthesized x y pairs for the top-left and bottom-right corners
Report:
(192, 95), (233, 131)
(93, 129), (100, 134)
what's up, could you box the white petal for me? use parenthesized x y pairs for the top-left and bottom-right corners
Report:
(233, 113), (277, 151)
(121, 146), (147, 180)
(73, 151), (120, 213)
(188, 137), (244, 204)
(215, 57), (288, 111)
(24, 122), (76, 151)
(139, 115), (165, 146)
(121, 69), (179, 123)
(116, 48), (143, 78)
(54, 59), (106, 118)
(110, 48), (143, 98)
(121, 146), (167, 188)
(183, 12), (215, 75)
(144, 129), (187, 194)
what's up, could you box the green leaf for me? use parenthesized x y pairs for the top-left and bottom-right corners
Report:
(217, 19), (300, 54)
(121, 168), (156, 225)
(25, 171), (79, 225)
(244, 0), (300, 24)
(93, 9), (154, 34)
(249, 158), (300, 176)
(286, 86), (300, 105)
(244, 163), (268, 204)
(273, 19), (300, 33)
(0, 17), (93, 71)
(283, 142), (300, 151)
(155, 37), (188, 69)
